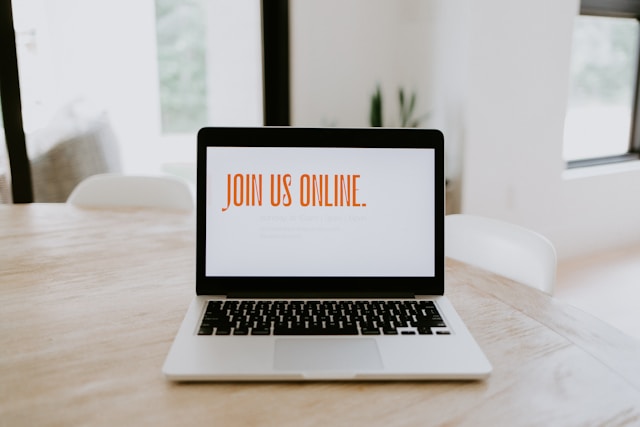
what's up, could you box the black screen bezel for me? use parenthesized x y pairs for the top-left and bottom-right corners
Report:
(195, 126), (445, 297)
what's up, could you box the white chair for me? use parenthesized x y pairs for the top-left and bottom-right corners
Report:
(445, 214), (557, 294)
(67, 173), (194, 212)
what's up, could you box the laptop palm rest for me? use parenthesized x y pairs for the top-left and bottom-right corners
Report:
(274, 338), (383, 372)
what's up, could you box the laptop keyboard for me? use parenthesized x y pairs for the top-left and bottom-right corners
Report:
(197, 299), (449, 336)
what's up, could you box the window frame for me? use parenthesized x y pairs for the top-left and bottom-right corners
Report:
(1, 1), (285, 204)
(567, 0), (640, 168)
(0, 0), (33, 203)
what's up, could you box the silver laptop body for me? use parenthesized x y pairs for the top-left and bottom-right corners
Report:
(162, 126), (492, 381)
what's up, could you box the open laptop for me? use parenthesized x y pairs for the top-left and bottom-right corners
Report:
(162, 126), (492, 381)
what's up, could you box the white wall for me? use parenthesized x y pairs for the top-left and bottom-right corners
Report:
(460, 0), (575, 249)
(290, 0), (437, 129)
(292, 0), (640, 261)
(461, 0), (640, 260)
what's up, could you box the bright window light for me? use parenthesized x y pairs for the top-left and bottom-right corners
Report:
(563, 15), (639, 162)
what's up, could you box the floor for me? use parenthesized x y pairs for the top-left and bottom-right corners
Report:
(554, 243), (640, 341)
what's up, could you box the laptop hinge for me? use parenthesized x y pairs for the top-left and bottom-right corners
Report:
(225, 291), (416, 299)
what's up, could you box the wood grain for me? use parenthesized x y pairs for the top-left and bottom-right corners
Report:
(1, 204), (639, 426)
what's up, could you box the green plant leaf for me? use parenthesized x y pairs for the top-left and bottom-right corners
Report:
(370, 85), (383, 127)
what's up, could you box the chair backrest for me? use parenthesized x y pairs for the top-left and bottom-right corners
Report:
(445, 214), (557, 294)
(67, 173), (194, 212)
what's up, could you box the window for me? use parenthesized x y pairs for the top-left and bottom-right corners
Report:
(564, 0), (640, 167)
(155, 0), (208, 133)
(11, 0), (262, 181)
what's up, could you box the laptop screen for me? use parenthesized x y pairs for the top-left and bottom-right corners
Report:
(196, 127), (444, 297)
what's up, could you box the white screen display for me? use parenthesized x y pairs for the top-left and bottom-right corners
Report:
(205, 146), (435, 277)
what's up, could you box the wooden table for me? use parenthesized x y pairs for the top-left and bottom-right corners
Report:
(1, 204), (639, 426)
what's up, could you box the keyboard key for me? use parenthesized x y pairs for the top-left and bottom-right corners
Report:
(198, 325), (213, 335)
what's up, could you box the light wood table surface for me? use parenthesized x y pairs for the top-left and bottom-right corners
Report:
(1, 204), (639, 426)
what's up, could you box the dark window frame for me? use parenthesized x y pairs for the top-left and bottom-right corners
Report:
(1, 1), (288, 204)
(0, 0), (33, 203)
(568, 0), (640, 168)
(261, 0), (290, 126)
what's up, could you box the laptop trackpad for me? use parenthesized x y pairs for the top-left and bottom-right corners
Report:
(274, 338), (383, 371)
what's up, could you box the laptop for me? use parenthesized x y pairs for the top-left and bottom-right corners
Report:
(162, 126), (492, 381)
